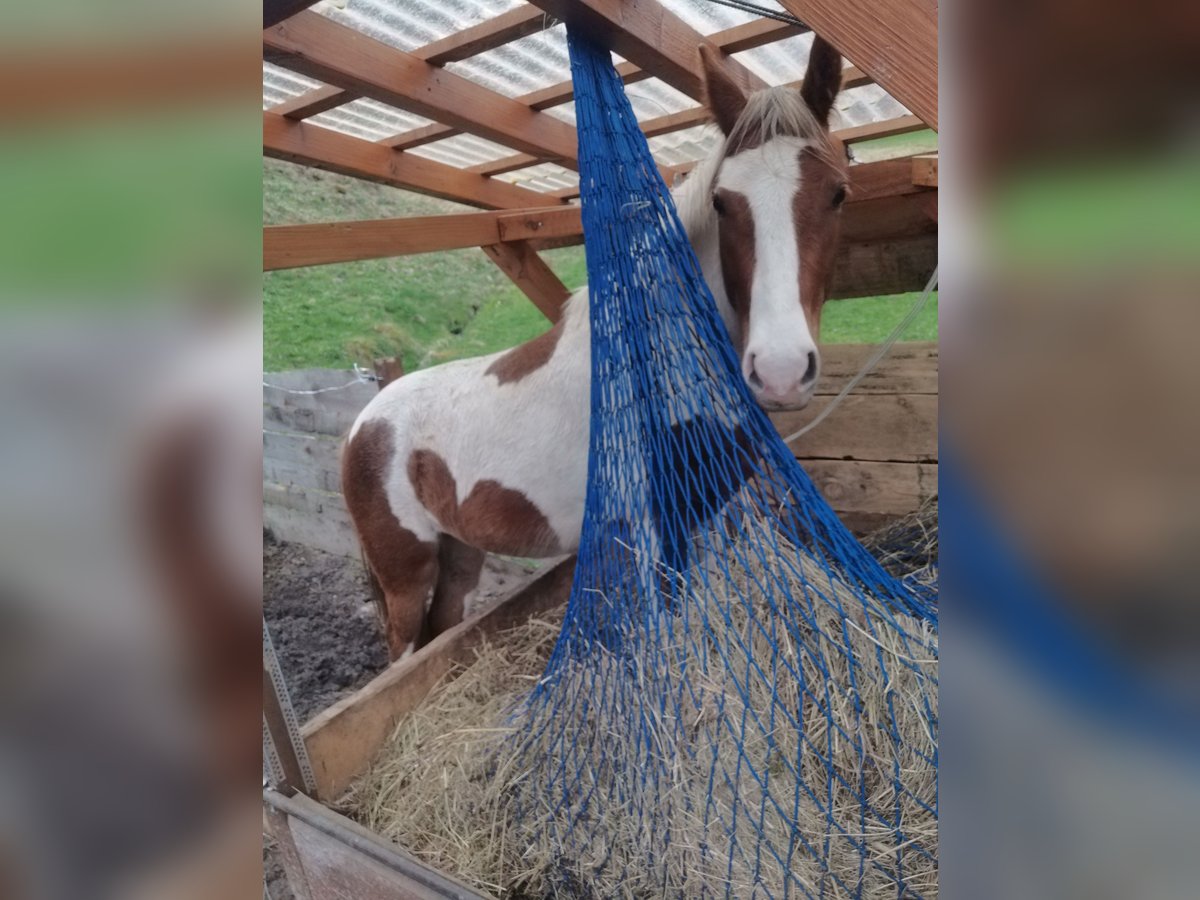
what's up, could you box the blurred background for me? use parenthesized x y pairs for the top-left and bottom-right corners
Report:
(0, 0), (1196, 897)
(0, 1), (262, 897)
(942, 0), (1200, 896)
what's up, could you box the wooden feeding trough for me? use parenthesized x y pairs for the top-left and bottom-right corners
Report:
(265, 558), (576, 900)
(262, 0), (936, 895)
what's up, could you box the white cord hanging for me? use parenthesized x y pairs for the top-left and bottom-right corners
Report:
(783, 265), (938, 446)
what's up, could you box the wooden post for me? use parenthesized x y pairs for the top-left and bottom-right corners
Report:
(481, 242), (570, 322)
(373, 358), (404, 390)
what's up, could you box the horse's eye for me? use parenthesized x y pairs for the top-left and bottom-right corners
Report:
(712, 193), (726, 216)
(832, 186), (847, 208)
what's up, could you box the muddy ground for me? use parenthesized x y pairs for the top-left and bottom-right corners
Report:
(263, 534), (544, 898)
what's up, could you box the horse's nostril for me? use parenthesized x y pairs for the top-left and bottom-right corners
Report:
(801, 350), (818, 385)
(747, 356), (764, 391)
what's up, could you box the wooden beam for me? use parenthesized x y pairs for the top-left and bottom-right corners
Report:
(481, 242), (571, 321)
(468, 153), (541, 178)
(828, 233), (937, 299)
(374, 17), (799, 153)
(495, 207), (583, 243)
(911, 155), (938, 187)
(524, 0), (767, 101)
(419, 5), (549, 66)
(265, 11), (580, 167)
(301, 557), (576, 800)
(716, 17), (807, 53)
(777, 0), (938, 130)
(838, 114), (927, 144)
(263, 206), (578, 270)
(268, 5), (555, 122)
(477, 65), (873, 180)
(841, 191), (938, 243)
(552, 127), (931, 202)
(263, 112), (563, 211)
(272, 84), (349, 121)
(848, 156), (933, 200)
(264, 0), (320, 29)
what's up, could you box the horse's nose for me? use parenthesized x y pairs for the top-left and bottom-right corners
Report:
(746, 349), (818, 401)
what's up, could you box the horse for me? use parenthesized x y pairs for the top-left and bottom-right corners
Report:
(343, 39), (851, 660)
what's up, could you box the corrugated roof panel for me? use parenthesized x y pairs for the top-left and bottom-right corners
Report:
(262, 1), (923, 182)
(443, 23), (572, 99)
(313, 0), (526, 52)
(496, 161), (578, 194)
(308, 97), (435, 142)
(263, 62), (325, 108)
(409, 133), (524, 169)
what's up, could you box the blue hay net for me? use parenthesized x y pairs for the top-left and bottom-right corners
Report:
(503, 31), (938, 899)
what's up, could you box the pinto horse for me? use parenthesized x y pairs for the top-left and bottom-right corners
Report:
(343, 40), (851, 660)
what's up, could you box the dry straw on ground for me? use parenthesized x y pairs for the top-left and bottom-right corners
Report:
(342, 507), (938, 899)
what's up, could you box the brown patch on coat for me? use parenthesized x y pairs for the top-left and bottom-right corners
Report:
(407, 448), (562, 557)
(793, 143), (849, 339)
(714, 188), (755, 343)
(342, 420), (437, 658)
(485, 319), (564, 385)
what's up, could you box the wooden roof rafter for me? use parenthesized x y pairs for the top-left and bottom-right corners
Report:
(263, 111), (568, 210)
(265, 11), (582, 169)
(470, 65), (873, 181)
(373, 16), (806, 151)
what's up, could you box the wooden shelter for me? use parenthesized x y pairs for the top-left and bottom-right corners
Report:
(262, 2), (936, 895)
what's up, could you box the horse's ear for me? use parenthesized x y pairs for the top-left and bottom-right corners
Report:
(699, 44), (747, 136)
(800, 36), (842, 126)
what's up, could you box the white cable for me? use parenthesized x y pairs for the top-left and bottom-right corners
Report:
(262, 363), (377, 395)
(783, 265), (938, 446)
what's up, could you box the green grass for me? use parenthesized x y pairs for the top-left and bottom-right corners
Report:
(822, 292), (938, 344)
(264, 158), (937, 372)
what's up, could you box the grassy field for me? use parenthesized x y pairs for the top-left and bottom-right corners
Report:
(264, 156), (937, 373)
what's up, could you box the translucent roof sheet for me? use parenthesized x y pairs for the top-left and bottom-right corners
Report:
(264, 1), (915, 196)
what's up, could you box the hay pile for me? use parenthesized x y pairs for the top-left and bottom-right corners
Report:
(342, 509), (938, 898)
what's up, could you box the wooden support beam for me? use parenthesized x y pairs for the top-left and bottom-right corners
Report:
(716, 17), (807, 53)
(911, 154), (938, 187)
(848, 156), (933, 200)
(838, 114), (927, 144)
(468, 153), (542, 178)
(263, 112), (563, 211)
(419, 5), (549, 66)
(262, 156), (933, 270)
(375, 17), (800, 153)
(268, 5), (555, 121)
(263, 206), (578, 270)
(264, 11), (580, 167)
(829, 233), (937, 299)
(841, 191), (938, 244)
(481, 66), (871, 184)
(550, 117), (929, 201)
(524, 0), (767, 101)
(481, 242), (571, 322)
(777, 0), (938, 130)
(272, 84), (349, 121)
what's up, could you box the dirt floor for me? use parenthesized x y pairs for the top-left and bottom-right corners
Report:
(262, 533), (545, 898)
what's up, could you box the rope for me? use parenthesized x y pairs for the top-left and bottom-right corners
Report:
(701, 0), (809, 29)
(783, 265), (938, 445)
(262, 363), (377, 395)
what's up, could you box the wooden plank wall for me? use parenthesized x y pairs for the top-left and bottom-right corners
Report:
(262, 344), (937, 556)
